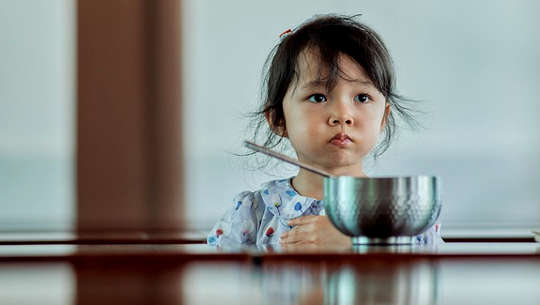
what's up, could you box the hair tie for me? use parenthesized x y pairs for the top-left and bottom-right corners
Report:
(279, 28), (293, 39)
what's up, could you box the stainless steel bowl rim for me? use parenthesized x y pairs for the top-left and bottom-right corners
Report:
(323, 175), (442, 239)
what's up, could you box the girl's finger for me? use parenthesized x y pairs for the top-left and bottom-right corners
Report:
(280, 228), (306, 244)
(288, 215), (317, 226)
(281, 240), (322, 252)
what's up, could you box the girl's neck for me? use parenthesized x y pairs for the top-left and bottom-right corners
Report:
(291, 165), (367, 200)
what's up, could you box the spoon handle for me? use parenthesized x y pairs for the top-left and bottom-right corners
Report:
(244, 140), (332, 178)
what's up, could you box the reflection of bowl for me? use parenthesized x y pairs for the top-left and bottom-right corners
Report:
(325, 261), (439, 305)
(324, 176), (442, 244)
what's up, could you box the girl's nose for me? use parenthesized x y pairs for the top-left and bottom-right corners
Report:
(328, 102), (354, 127)
(328, 117), (353, 126)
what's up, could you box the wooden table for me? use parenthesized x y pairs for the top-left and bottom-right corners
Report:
(0, 231), (206, 245)
(1, 240), (539, 305)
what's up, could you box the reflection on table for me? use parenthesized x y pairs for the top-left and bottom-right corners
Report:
(1, 254), (539, 305)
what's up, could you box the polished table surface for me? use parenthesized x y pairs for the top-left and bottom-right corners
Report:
(0, 230), (536, 244)
(0, 242), (539, 259)
(1, 241), (539, 305)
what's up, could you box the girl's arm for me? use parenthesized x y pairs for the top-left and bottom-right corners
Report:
(280, 216), (442, 248)
(207, 191), (264, 247)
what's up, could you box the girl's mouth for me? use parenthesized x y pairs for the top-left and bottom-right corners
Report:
(329, 133), (353, 147)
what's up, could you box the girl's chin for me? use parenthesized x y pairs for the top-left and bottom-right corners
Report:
(315, 158), (363, 174)
(299, 149), (365, 170)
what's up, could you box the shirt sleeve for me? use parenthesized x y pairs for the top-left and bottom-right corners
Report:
(414, 223), (443, 245)
(207, 191), (265, 247)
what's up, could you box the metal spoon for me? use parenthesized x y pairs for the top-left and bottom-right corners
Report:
(244, 140), (332, 178)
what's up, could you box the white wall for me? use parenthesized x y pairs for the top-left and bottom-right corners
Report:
(182, 0), (540, 231)
(0, 0), (75, 230)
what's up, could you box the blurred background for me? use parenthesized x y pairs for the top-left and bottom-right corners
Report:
(0, 0), (75, 230)
(1, 0), (539, 235)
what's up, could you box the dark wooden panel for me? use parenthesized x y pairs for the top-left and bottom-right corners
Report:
(76, 0), (183, 231)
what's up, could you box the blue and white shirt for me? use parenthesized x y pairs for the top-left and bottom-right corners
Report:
(207, 178), (442, 247)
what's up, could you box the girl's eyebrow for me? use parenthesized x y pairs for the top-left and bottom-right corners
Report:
(349, 79), (373, 86)
(300, 79), (373, 90)
(300, 80), (326, 90)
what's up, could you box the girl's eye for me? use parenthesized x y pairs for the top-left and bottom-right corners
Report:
(354, 94), (370, 103)
(307, 94), (327, 103)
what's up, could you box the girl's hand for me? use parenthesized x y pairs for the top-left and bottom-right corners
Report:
(279, 215), (351, 249)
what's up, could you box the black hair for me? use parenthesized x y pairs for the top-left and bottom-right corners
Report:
(249, 14), (420, 162)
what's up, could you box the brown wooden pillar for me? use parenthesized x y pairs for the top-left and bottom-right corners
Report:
(76, 0), (183, 232)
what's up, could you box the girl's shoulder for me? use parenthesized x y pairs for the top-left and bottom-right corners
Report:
(232, 178), (291, 199)
(230, 178), (293, 211)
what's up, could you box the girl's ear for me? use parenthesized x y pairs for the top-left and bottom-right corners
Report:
(379, 102), (391, 132)
(265, 109), (288, 138)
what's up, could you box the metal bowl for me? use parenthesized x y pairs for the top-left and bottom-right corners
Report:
(324, 176), (442, 244)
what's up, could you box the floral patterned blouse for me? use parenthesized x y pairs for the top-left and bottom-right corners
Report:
(207, 178), (442, 247)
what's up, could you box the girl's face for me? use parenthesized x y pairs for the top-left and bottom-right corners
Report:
(279, 49), (390, 175)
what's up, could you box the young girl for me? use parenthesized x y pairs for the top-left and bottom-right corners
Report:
(207, 14), (441, 248)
